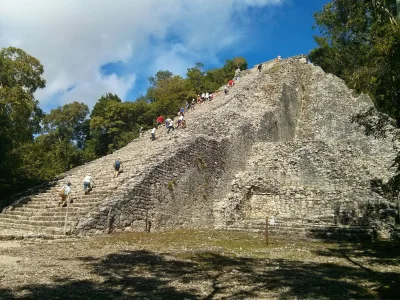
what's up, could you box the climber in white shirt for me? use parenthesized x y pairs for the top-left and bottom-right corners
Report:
(151, 127), (157, 141)
(178, 115), (184, 128)
(83, 173), (94, 194)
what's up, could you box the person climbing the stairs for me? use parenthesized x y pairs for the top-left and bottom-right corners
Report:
(235, 67), (241, 81)
(177, 114), (184, 128)
(83, 173), (94, 194)
(58, 182), (71, 207)
(114, 158), (122, 178)
(258, 64), (262, 72)
(151, 126), (157, 141)
(167, 118), (174, 133)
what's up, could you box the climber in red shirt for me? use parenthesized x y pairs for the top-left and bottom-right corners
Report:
(228, 79), (235, 87)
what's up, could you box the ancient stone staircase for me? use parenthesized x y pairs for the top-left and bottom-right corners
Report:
(0, 167), (124, 236)
(0, 126), (188, 237)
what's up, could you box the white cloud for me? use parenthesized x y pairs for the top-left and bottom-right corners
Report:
(55, 73), (136, 109)
(0, 0), (285, 111)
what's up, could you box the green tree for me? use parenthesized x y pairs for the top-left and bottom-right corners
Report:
(223, 57), (248, 81)
(42, 101), (89, 147)
(0, 47), (46, 200)
(91, 93), (122, 118)
(20, 102), (91, 180)
(309, 0), (400, 118)
(0, 47), (46, 145)
(148, 70), (173, 87)
(186, 63), (205, 95)
(147, 75), (190, 117)
(87, 94), (154, 156)
(87, 94), (123, 156)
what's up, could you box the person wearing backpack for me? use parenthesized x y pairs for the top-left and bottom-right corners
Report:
(58, 182), (71, 207)
(114, 157), (122, 178)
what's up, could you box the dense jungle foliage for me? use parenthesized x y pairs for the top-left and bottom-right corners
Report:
(310, 0), (400, 119)
(0, 47), (246, 202)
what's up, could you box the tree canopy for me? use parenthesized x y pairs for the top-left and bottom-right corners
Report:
(309, 0), (400, 118)
(0, 47), (46, 201)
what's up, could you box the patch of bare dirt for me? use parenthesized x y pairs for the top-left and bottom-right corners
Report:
(0, 230), (399, 299)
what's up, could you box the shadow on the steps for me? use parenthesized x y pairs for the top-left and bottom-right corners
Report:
(0, 179), (60, 212)
(3, 246), (400, 299)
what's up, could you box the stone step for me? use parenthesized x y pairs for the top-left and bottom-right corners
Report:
(2, 210), (83, 217)
(17, 197), (105, 205)
(33, 190), (111, 196)
(0, 214), (82, 222)
(13, 190), (112, 199)
(17, 198), (104, 205)
(0, 215), (80, 223)
(36, 190), (116, 199)
(3, 206), (91, 213)
(0, 222), (71, 235)
(0, 233), (68, 240)
(0, 217), (78, 227)
(15, 201), (103, 209)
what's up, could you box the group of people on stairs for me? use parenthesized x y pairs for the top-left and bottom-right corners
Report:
(150, 103), (189, 141)
(57, 157), (123, 207)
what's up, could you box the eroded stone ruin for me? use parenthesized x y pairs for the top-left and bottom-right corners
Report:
(1, 56), (399, 240)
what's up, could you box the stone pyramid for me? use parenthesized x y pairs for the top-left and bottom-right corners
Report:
(1, 56), (398, 240)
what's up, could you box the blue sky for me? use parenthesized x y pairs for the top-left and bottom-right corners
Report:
(0, 0), (330, 111)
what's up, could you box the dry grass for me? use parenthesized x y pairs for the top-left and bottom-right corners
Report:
(0, 230), (399, 299)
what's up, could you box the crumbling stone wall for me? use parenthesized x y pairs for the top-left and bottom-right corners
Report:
(215, 61), (399, 240)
